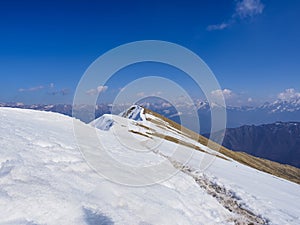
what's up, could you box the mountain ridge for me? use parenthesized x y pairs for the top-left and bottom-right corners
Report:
(206, 121), (300, 168)
(1, 103), (300, 182)
(92, 105), (300, 184)
(138, 106), (300, 185)
(2, 98), (300, 132)
(1, 106), (300, 224)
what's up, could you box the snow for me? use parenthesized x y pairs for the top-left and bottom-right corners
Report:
(120, 105), (145, 121)
(0, 106), (300, 224)
(90, 114), (114, 131)
(0, 107), (232, 225)
(186, 153), (300, 224)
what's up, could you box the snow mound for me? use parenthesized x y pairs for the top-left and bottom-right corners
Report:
(0, 107), (232, 224)
(90, 114), (114, 131)
(1, 107), (300, 225)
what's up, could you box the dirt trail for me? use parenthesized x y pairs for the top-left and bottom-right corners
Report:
(161, 153), (270, 225)
(142, 133), (269, 224)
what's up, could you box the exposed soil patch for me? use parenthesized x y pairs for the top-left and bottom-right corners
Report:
(162, 154), (270, 225)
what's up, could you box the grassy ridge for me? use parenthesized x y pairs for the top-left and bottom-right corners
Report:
(143, 108), (300, 185)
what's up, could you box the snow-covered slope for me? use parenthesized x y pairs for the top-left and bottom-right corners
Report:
(1, 107), (300, 225)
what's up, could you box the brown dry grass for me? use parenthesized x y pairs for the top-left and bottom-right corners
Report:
(150, 131), (229, 161)
(129, 129), (152, 138)
(143, 108), (300, 185)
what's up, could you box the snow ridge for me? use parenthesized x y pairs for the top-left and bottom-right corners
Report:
(120, 105), (145, 121)
(1, 107), (300, 225)
(90, 114), (114, 131)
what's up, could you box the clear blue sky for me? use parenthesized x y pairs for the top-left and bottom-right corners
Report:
(0, 0), (299, 105)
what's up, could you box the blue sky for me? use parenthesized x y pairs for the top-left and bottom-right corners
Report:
(0, 0), (299, 105)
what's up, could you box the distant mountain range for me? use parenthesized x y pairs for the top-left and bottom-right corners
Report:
(0, 103), (111, 123)
(2, 100), (299, 169)
(204, 122), (300, 168)
(137, 98), (300, 133)
(1, 98), (300, 133)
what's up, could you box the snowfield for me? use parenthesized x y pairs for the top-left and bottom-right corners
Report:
(0, 106), (300, 225)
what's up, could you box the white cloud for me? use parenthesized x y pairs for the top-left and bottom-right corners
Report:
(210, 89), (257, 106)
(50, 83), (55, 88)
(211, 88), (234, 99)
(136, 92), (145, 97)
(152, 91), (163, 96)
(97, 86), (108, 93)
(207, 0), (264, 31)
(162, 102), (172, 108)
(207, 22), (230, 31)
(86, 89), (96, 95)
(235, 0), (264, 18)
(277, 88), (300, 101)
(18, 85), (44, 92)
(86, 85), (108, 95)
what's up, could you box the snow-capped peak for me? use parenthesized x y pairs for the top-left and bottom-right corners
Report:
(90, 114), (114, 131)
(261, 98), (300, 113)
(91, 105), (146, 131)
(120, 105), (145, 121)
